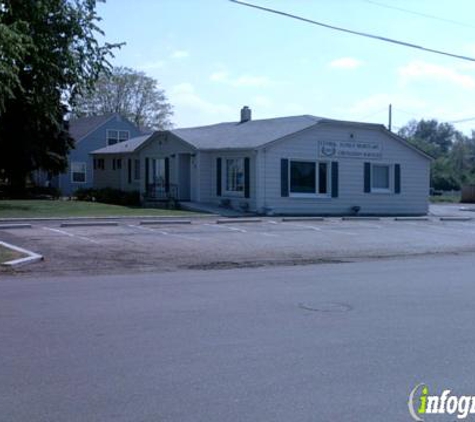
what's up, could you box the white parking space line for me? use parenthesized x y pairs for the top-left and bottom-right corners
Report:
(261, 232), (280, 237)
(203, 223), (247, 233)
(393, 221), (475, 236)
(128, 224), (200, 241)
(282, 222), (323, 232)
(267, 220), (279, 225)
(281, 222), (357, 235)
(42, 227), (100, 244)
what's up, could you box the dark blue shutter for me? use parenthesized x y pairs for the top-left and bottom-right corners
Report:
(281, 159), (289, 197)
(331, 162), (339, 198)
(395, 164), (401, 194)
(145, 158), (149, 192)
(128, 159), (132, 184)
(165, 157), (170, 193)
(244, 157), (250, 198)
(216, 158), (222, 196)
(364, 162), (371, 193)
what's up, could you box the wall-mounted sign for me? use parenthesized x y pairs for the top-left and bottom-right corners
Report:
(318, 140), (382, 159)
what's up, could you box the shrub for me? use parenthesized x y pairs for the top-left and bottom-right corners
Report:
(75, 188), (140, 206)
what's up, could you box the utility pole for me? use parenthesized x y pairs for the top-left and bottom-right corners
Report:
(388, 104), (392, 132)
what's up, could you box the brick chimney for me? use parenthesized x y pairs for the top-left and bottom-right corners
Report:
(240, 106), (251, 123)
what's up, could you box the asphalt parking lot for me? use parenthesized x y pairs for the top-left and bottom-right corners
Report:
(3, 215), (475, 276)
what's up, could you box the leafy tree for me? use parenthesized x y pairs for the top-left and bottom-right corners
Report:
(73, 66), (174, 130)
(398, 119), (458, 158)
(399, 119), (475, 191)
(0, 0), (120, 192)
(0, 20), (31, 113)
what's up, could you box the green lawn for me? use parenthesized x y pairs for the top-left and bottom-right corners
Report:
(0, 200), (204, 218)
(0, 245), (23, 263)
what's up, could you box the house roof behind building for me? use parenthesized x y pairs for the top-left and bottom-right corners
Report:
(68, 114), (116, 141)
(91, 134), (153, 154)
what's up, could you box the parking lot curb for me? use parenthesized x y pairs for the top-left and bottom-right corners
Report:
(281, 217), (324, 222)
(0, 215), (210, 223)
(394, 217), (430, 221)
(60, 222), (119, 228)
(140, 220), (192, 225)
(0, 224), (32, 229)
(341, 217), (381, 221)
(439, 217), (473, 221)
(216, 218), (262, 224)
(0, 240), (43, 268)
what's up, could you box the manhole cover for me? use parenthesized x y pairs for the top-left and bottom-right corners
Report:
(298, 302), (352, 313)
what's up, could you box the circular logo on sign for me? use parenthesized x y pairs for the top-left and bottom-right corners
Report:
(321, 143), (336, 157)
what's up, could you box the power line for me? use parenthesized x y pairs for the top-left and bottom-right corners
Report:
(363, 0), (475, 30)
(358, 107), (388, 121)
(448, 117), (475, 124)
(229, 0), (475, 63)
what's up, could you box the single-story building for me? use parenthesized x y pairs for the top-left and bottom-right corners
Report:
(90, 107), (431, 215)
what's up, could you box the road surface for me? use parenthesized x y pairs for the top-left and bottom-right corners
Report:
(1, 253), (474, 421)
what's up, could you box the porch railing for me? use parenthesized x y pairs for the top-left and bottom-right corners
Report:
(145, 183), (178, 201)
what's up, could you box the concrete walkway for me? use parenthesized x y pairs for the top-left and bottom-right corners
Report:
(180, 201), (256, 217)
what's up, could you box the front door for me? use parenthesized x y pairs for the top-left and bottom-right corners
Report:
(148, 158), (167, 199)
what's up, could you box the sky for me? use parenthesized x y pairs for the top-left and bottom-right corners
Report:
(97, 0), (475, 133)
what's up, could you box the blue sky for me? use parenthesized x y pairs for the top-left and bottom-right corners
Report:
(97, 0), (475, 133)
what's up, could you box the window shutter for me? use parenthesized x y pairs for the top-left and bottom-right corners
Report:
(281, 159), (289, 197)
(394, 164), (401, 194)
(145, 158), (149, 192)
(128, 159), (132, 184)
(165, 157), (170, 193)
(364, 162), (371, 193)
(331, 161), (339, 198)
(244, 157), (250, 198)
(216, 158), (222, 197)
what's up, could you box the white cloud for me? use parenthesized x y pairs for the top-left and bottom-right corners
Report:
(329, 57), (363, 69)
(171, 50), (189, 59)
(209, 71), (271, 87)
(138, 60), (165, 71)
(170, 83), (233, 116)
(252, 95), (273, 108)
(346, 93), (425, 117)
(210, 71), (229, 82)
(398, 61), (475, 89)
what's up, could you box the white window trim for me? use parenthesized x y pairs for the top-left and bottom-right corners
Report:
(371, 163), (392, 194)
(223, 157), (245, 197)
(288, 159), (331, 198)
(106, 129), (130, 146)
(71, 161), (87, 184)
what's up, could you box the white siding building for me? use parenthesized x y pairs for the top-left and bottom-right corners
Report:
(91, 107), (431, 216)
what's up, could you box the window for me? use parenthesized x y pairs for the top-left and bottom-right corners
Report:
(290, 160), (329, 196)
(134, 159), (140, 180)
(225, 158), (244, 193)
(96, 159), (105, 170)
(71, 162), (86, 183)
(112, 158), (122, 170)
(372, 164), (390, 192)
(107, 129), (129, 146)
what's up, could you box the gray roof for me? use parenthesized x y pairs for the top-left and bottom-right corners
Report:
(89, 114), (430, 160)
(91, 134), (153, 154)
(170, 115), (324, 149)
(69, 114), (115, 141)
